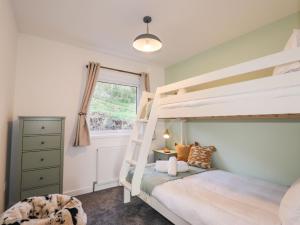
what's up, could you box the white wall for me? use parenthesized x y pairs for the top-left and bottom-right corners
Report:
(0, 0), (18, 212)
(13, 34), (165, 196)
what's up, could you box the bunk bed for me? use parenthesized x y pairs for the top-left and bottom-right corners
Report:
(119, 45), (300, 225)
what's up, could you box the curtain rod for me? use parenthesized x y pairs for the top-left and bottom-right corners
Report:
(85, 65), (141, 76)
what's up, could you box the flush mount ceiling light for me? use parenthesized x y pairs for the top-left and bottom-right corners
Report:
(133, 16), (162, 53)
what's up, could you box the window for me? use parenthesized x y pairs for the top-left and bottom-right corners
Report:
(88, 70), (140, 136)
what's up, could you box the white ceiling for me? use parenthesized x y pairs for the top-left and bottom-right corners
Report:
(11, 0), (300, 66)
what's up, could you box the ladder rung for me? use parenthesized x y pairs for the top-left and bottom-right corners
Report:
(126, 159), (137, 166)
(132, 139), (143, 144)
(121, 180), (132, 190)
(137, 119), (148, 123)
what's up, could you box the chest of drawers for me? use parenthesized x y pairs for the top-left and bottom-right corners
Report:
(7, 117), (65, 208)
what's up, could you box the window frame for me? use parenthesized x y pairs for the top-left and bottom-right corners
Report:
(88, 69), (141, 138)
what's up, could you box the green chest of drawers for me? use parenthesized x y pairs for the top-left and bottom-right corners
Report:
(7, 117), (65, 207)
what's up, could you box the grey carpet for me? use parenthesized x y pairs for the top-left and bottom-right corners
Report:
(76, 186), (173, 225)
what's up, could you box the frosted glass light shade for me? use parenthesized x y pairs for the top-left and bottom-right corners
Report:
(163, 129), (170, 139)
(133, 33), (162, 52)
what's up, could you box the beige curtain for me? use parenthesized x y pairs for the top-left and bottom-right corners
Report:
(139, 72), (151, 120)
(140, 72), (150, 92)
(74, 62), (100, 147)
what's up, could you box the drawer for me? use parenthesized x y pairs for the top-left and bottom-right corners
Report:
(22, 167), (60, 190)
(22, 150), (61, 170)
(23, 120), (62, 135)
(21, 185), (59, 199)
(155, 152), (177, 161)
(23, 135), (61, 151)
(155, 152), (168, 161)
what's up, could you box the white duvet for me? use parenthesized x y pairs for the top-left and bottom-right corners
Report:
(152, 170), (288, 225)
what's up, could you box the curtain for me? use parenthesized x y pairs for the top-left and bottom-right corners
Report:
(74, 62), (100, 147)
(140, 72), (150, 92)
(139, 72), (151, 119)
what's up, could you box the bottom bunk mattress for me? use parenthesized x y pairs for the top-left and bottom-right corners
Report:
(126, 165), (206, 195)
(151, 170), (288, 225)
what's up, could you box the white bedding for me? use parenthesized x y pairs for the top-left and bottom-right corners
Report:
(152, 170), (288, 225)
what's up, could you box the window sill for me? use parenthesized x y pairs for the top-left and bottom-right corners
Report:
(90, 131), (131, 139)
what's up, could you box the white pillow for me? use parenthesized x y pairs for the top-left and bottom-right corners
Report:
(279, 178), (300, 225)
(273, 29), (300, 75)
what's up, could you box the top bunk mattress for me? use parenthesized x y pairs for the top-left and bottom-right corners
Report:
(152, 170), (289, 225)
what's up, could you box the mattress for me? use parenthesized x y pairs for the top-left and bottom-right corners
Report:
(152, 170), (288, 225)
(126, 165), (206, 195)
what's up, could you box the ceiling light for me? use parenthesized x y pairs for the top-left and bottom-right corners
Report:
(133, 16), (162, 53)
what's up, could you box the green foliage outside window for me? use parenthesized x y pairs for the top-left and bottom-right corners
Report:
(89, 82), (137, 131)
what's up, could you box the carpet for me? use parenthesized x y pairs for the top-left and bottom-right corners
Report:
(76, 186), (173, 225)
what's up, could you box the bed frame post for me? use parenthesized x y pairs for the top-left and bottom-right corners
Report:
(180, 119), (186, 144)
(124, 187), (131, 203)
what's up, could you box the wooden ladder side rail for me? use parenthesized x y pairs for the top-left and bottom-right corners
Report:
(119, 91), (153, 185)
(130, 92), (160, 196)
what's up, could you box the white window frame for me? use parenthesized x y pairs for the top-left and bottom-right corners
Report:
(89, 69), (141, 138)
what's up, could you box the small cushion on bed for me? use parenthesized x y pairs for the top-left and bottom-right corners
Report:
(187, 144), (216, 169)
(273, 29), (300, 75)
(279, 178), (300, 225)
(175, 143), (192, 162)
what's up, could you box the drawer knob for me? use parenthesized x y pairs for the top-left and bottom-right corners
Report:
(40, 158), (44, 162)
(39, 177), (44, 180)
(41, 126), (45, 129)
(41, 141), (45, 145)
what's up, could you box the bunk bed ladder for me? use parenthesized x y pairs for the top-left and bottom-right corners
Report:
(119, 91), (158, 197)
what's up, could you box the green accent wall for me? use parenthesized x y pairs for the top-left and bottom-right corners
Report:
(165, 12), (300, 186)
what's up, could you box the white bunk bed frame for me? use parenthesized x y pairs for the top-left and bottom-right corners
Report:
(119, 47), (300, 224)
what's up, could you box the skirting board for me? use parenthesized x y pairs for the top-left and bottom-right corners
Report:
(64, 186), (93, 196)
(138, 191), (192, 225)
(64, 179), (119, 196)
(94, 179), (119, 192)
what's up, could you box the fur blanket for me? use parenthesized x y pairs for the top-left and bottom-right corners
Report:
(0, 194), (87, 225)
